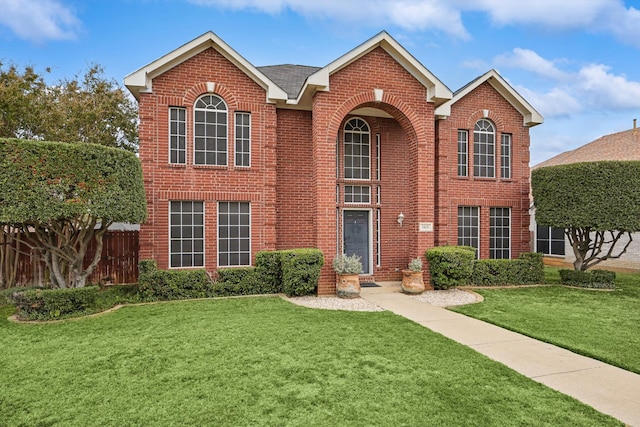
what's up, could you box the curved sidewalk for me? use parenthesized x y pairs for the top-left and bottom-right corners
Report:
(361, 284), (640, 427)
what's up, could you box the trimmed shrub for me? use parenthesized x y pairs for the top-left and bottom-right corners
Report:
(471, 253), (544, 286)
(138, 259), (158, 275)
(425, 246), (475, 289)
(281, 249), (324, 297)
(11, 286), (99, 320)
(255, 251), (283, 294)
(213, 267), (264, 296)
(559, 269), (616, 289)
(138, 269), (214, 301)
(1, 286), (45, 305)
(95, 284), (141, 309)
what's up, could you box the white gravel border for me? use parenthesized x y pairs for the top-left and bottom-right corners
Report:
(284, 288), (481, 311)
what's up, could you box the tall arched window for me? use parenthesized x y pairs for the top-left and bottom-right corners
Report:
(344, 117), (370, 180)
(473, 119), (495, 178)
(194, 94), (227, 165)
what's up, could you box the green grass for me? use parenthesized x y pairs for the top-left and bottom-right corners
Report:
(452, 268), (640, 374)
(0, 297), (621, 426)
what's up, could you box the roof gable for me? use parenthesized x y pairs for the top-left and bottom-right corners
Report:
(124, 31), (288, 102)
(435, 69), (543, 127)
(295, 31), (452, 107)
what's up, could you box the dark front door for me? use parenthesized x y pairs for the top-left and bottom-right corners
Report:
(343, 210), (370, 274)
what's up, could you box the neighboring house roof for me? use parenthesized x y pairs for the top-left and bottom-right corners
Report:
(435, 69), (544, 127)
(533, 127), (640, 169)
(257, 65), (321, 100)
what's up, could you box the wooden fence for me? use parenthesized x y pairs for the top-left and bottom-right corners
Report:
(1, 230), (139, 288)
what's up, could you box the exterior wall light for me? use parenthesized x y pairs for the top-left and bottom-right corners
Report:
(397, 212), (405, 227)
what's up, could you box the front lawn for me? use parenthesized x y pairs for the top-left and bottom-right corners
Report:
(0, 297), (621, 426)
(452, 268), (640, 374)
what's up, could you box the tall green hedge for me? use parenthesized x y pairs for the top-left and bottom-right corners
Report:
(532, 161), (640, 232)
(280, 249), (325, 297)
(0, 138), (147, 224)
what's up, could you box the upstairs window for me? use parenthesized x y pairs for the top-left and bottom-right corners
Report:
(457, 130), (468, 177)
(501, 134), (512, 179)
(235, 112), (251, 167)
(344, 118), (370, 180)
(194, 95), (227, 166)
(169, 107), (186, 164)
(473, 119), (495, 178)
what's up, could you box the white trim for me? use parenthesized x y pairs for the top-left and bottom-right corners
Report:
(342, 208), (374, 276)
(124, 31), (287, 103)
(294, 31), (452, 107)
(435, 69), (543, 127)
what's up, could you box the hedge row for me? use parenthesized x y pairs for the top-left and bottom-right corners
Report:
(9, 284), (140, 321)
(137, 248), (324, 301)
(425, 246), (544, 289)
(559, 269), (616, 289)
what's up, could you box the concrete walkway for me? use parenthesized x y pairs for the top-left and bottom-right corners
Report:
(360, 283), (640, 427)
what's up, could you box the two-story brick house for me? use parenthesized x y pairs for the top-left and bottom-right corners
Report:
(125, 31), (542, 295)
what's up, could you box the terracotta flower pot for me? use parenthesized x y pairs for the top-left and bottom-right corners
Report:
(336, 273), (361, 299)
(401, 270), (425, 294)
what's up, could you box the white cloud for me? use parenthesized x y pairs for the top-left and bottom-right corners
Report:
(517, 85), (583, 117)
(495, 48), (569, 81)
(577, 64), (640, 110)
(0, 0), (80, 43)
(191, 0), (640, 47)
(190, 0), (470, 39)
(500, 49), (640, 118)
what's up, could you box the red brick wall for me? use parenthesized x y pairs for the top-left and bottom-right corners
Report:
(275, 109), (315, 249)
(309, 47), (436, 293)
(435, 81), (532, 258)
(137, 47), (278, 272)
(137, 43), (533, 295)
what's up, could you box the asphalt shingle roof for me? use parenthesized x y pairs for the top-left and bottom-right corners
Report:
(534, 127), (640, 169)
(257, 64), (321, 99)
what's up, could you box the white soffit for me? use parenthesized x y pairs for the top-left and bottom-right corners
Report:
(435, 69), (544, 127)
(296, 31), (452, 107)
(124, 31), (287, 103)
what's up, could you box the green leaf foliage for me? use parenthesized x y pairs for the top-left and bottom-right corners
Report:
(0, 138), (147, 224)
(425, 246), (475, 289)
(559, 269), (616, 289)
(471, 253), (544, 286)
(280, 249), (325, 297)
(532, 161), (640, 232)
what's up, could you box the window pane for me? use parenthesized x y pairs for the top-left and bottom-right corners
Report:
(344, 118), (371, 182)
(194, 95), (227, 165)
(169, 201), (204, 267)
(218, 202), (251, 267)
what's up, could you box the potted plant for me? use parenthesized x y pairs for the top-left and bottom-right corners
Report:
(401, 257), (426, 294)
(332, 253), (363, 299)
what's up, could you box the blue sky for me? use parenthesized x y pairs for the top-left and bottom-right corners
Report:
(1, 0), (640, 165)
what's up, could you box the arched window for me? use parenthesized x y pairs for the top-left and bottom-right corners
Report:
(194, 94), (227, 165)
(344, 118), (370, 180)
(473, 119), (495, 178)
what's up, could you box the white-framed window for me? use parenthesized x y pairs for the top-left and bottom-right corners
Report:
(345, 185), (371, 204)
(458, 206), (479, 257)
(457, 130), (468, 177)
(169, 107), (186, 164)
(218, 201), (251, 267)
(235, 112), (251, 167)
(473, 119), (495, 178)
(169, 201), (204, 268)
(536, 226), (565, 256)
(501, 134), (511, 179)
(490, 207), (510, 259)
(344, 117), (370, 180)
(194, 94), (227, 166)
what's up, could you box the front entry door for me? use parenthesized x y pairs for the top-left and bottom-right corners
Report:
(343, 210), (370, 274)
